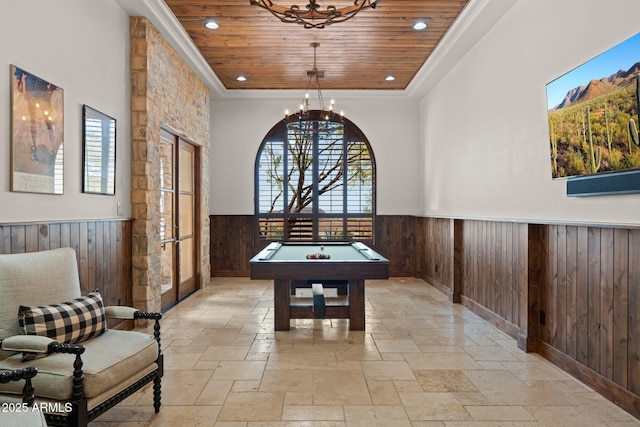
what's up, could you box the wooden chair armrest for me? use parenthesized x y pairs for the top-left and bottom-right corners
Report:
(105, 306), (162, 321)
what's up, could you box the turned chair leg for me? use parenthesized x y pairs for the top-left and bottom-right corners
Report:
(153, 375), (161, 413)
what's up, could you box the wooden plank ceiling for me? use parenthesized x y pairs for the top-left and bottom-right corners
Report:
(164, 0), (470, 90)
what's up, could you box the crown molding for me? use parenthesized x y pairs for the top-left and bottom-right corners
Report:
(406, 0), (517, 99)
(116, 0), (514, 101)
(116, 0), (226, 96)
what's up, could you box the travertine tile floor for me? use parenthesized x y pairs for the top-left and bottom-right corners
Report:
(91, 277), (640, 426)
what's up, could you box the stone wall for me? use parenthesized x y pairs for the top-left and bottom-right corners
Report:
(130, 17), (210, 312)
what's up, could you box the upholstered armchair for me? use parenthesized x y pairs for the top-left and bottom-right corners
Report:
(0, 248), (163, 427)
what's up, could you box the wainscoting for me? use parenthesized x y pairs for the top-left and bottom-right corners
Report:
(209, 215), (420, 277)
(0, 219), (134, 329)
(209, 214), (640, 417)
(536, 224), (640, 415)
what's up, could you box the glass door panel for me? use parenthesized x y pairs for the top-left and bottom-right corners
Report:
(179, 194), (193, 236)
(177, 142), (196, 299)
(159, 131), (176, 310)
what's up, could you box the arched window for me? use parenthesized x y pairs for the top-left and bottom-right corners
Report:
(255, 110), (376, 242)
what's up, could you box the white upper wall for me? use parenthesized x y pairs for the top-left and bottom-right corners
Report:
(0, 0), (130, 222)
(421, 0), (640, 225)
(210, 95), (421, 215)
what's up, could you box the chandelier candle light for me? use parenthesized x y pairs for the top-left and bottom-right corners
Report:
(250, 0), (380, 29)
(285, 42), (343, 123)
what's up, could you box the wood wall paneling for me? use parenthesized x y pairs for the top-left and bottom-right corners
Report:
(457, 220), (528, 333)
(375, 215), (419, 277)
(0, 219), (133, 329)
(423, 217), (453, 296)
(210, 215), (421, 278)
(630, 230), (640, 396)
(210, 215), (265, 276)
(541, 224), (640, 417)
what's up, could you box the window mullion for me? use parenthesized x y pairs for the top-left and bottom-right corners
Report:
(312, 121), (319, 241)
(283, 137), (289, 240)
(342, 138), (348, 239)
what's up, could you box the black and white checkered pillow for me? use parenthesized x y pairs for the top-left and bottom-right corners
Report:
(18, 291), (107, 344)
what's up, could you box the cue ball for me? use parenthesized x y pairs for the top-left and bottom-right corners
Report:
(320, 245), (324, 251)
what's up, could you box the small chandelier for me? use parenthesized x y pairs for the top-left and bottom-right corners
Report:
(250, 0), (380, 29)
(285, 42), (342, 123)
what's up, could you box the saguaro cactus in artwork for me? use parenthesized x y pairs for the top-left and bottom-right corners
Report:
(549, 119), (557, 174)
(586, 106), (601, 173)
(629, 73), (640, 147)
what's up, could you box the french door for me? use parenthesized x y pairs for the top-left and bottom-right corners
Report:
(159, 128), (199, 311)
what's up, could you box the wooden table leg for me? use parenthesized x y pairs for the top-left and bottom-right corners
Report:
(274, 279), (291, 331)
(348, 279), (365, 330)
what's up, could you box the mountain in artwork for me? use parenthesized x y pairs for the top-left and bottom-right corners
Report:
(551, 61), (640, 111)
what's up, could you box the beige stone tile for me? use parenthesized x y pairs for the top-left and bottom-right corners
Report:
(247, 422), (345, 426)
(312, 369), (371, 405)
(196, 380), (233, 405)
(148, 405), (220, 426)
(465, 405), (535, 421)
(90, 404), (156, 423)
(201, 345), (251, 361)
(399, 392), (471, 421)
(414, 370), (478, 393)
(501, 359), (572, 381)
(163, 352), (204, 370)
(232, 380), (261, 392)
(453, 391), (491, 406)
(380, 352), (405, 361)
(159, 369), (213, 405)
(464, 345), (520, 362)
(393, 380), (424, 392)
(211, 361), (266, 381)
(284, 391), (314, 406)
(462, 370), (548, 406)
(217, 392), (285, 421)
(334, 345), (381, 361)
(266, 352), (337, 370)
(281, 405), (344, 421)
(404, 352), (483, 370)
(361, 360), (416, 381)
(193, 359), (221, 370)
(260, 369), (314, 392)
(373, 338), (421, 353)
(343, 405), (411, 426)
(367, 380), (401, 405)
(526, 405), (614, 426)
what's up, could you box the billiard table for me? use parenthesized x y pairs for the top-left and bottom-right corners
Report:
(249, 241), (389, 330)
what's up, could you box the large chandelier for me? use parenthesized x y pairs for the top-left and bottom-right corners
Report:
(250, 0), (380, 29)
(285, 42), (342, 123)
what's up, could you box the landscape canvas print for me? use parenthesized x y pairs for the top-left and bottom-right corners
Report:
(546, 32), (640, 179)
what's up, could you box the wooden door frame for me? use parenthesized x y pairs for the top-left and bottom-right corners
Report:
(160, 125), (201, 308)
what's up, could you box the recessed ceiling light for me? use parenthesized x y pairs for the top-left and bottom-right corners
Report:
(236, 75), (247, 82)
(385, 75), (396, 81)
(205, 19), (219, 29)
(413, 21), (427, 30)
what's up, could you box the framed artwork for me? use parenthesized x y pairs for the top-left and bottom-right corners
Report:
(10, 65), (64, 194)
(546, 33), (640, 190)
(82, 105), (116, 195)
